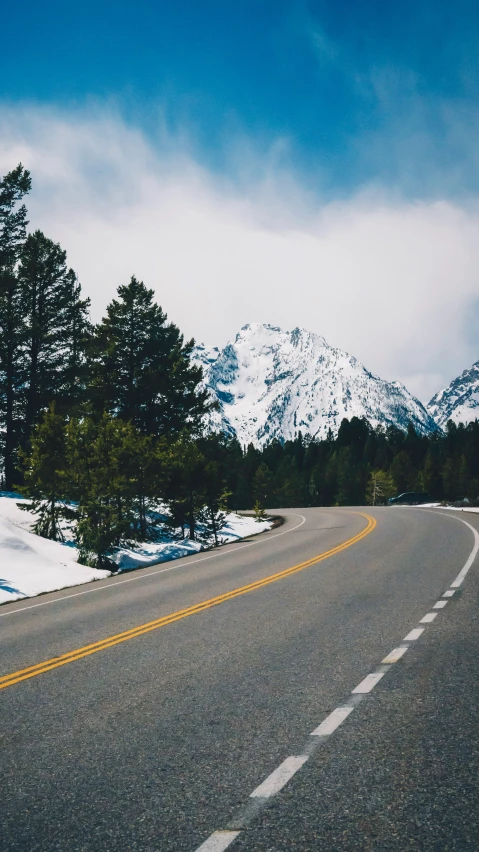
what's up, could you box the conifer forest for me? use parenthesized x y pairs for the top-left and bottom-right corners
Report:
(1, 166), (478, 567)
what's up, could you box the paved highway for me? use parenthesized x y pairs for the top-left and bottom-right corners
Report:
(1, 507), (478, 851)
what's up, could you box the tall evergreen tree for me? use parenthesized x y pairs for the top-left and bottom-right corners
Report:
(90, 276), (210, 436)
(0, 164), (31, 488)
(18, 230), (91, 444)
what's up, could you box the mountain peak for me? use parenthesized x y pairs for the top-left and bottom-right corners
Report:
(234, 322), (328, 349)
(193, 324), (438, 447)
(427, 359), (479, 427)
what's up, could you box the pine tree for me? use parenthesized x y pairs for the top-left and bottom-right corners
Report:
(366, 469), (395, 505)
(124, 429), (166, 541)
(252, 462), (274, 508)
(199, 460), (230, 546)
(90, 276), (210, 437)
(273, 456), (306, 507)
(335, 447), (368, 505)
(421, 448), (442, 500)
(67, 414), (136, 568)
(0, 164), (31, 488)
(166, 436), (206, 541)
(253, 501), (267, 521)
(18, 231), (91, 445)
(59, 270), (91, 415)
(390, 450), (417, 494)
(19, 404), (71, 540)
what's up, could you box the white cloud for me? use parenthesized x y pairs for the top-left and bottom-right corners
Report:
(1, 104), (478, 402)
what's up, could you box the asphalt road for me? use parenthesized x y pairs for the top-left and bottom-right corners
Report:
(1, 507), (478, 851)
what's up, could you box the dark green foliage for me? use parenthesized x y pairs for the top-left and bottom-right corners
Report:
(18, 404), (72, 540)
(389, 450), (418, 493)
(0, 167), (91, 488)
(89, 276), (211, 437)
(0, 165), (31, 488)
(211, 417), (479, 509)
(67, 414), (138, 568)
(18, 231), (91, 440)
(166, 436), (208, 541)
(197, 435), (233, 546)
(252, 462), (274, 507)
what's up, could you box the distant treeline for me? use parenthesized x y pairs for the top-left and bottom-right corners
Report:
(231, 416), (479, 509)
(1, 165), (477, 567)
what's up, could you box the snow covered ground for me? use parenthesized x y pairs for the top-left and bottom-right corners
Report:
(0, 495), (273, 606)
(420, 503), (479, 514)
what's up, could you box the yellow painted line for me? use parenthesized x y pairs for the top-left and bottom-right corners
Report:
(0, 512), (376, 691)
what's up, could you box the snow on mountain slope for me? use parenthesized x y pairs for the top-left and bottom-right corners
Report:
(193, 323), (438, 446)
(427, 359), (479, 428)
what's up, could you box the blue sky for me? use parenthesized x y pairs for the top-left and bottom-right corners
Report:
(3, 0), (479, 198)
(1, 1), (479, 401)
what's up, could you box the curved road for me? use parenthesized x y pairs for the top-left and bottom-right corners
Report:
(1, 507), (478, 851)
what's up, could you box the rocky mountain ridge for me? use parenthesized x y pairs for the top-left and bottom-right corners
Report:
(427, 359), (479, 429)
(192, 323), (439, 447)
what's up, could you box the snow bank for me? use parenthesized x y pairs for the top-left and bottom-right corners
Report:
(112, 513), (272, 570)
(0, 499), (110, 605)
(0, 496), (272, 605)
(420, 503), (479, 514)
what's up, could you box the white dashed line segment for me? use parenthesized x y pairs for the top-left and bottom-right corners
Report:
(404, 627), (425, 641)
(443, 590), (455, 597)
(433, 600), (448, 609)
(310, 705), (354, 736)
(420, 612), (438, 623)
(194, 831), (241, 851)
(250, 756), (309, 798)
(382, 646), (409, 664)
(351, 671), (385, 694)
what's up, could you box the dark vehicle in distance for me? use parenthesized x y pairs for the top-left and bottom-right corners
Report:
(388, 492), (430, 505)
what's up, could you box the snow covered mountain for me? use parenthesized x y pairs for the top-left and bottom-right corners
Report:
(193, 323), (438, 447)
(427, 359), (479, 428)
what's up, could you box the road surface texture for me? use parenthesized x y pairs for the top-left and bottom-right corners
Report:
(1, 507), (478, 851)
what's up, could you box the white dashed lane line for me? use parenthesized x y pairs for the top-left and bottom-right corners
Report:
(195, 831), (241, 851)
(351, 671), (386, 694)
(404, 627), (425, 641)
(420, 612), (438, 623)
(381, 645), (409, 664)
(249, 756), (309, 799)
(192, 514), (479, 852)
(310, 705), (354, 737)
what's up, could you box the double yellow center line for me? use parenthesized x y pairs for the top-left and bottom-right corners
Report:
(0, 512), (376, 691)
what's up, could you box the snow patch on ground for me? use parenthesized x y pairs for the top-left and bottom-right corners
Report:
(0, 495), (272, 605)
(0, 497), (109, 605)
(420, 503), (479, 514)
